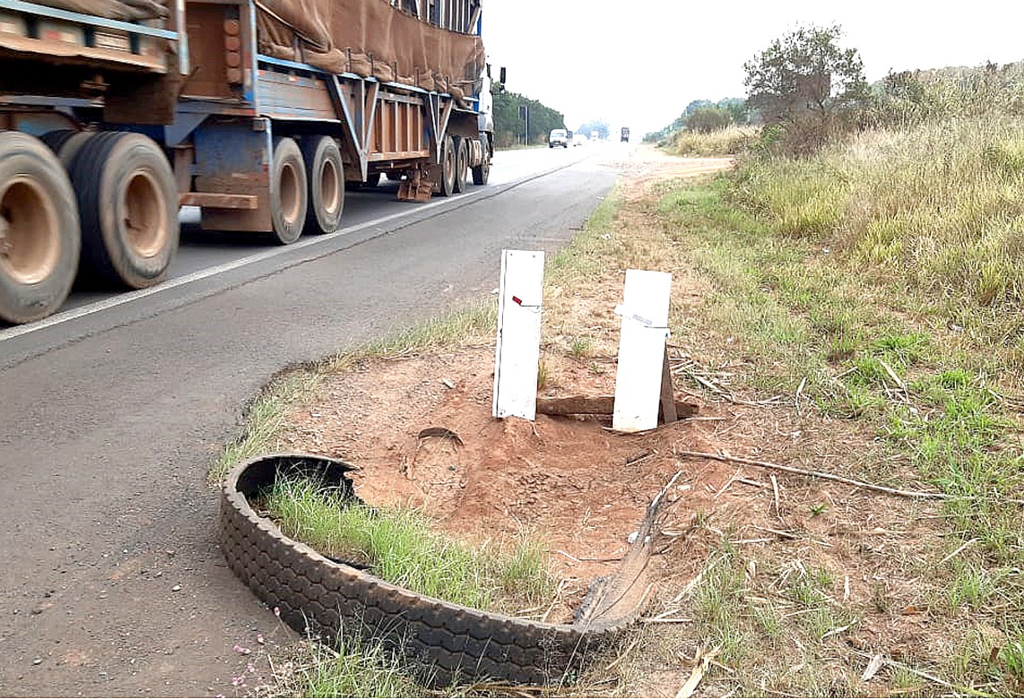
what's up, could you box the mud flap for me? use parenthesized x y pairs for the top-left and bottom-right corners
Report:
(397, 164), (434, 202)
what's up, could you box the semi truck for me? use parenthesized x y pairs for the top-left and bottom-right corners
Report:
(0, 0), (493, 324)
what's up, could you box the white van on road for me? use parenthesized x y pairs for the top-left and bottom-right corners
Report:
(548, 129), (569, 148)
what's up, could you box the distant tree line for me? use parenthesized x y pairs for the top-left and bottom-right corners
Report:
(576, 120), (609, 140)
(643, 98), (754, 144)
(492, 88), (565, 148)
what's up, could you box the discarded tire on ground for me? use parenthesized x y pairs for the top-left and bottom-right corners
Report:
(220, 453), (656, 686)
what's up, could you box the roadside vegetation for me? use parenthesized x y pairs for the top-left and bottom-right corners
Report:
(491, 81), (566, 148)
(261, 473), (555, 615)
(620, 42), (1024, 695)
(668, 125), (758, 157)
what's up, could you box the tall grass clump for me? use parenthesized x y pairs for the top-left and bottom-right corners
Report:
(263, 475), (555, 614)
(729, 115), (1024, 308)
(842, 118), (1024, 304)
(872, 61), (1024, 126)
(297, 639), (423, 698)
(669, 125), (758, 157)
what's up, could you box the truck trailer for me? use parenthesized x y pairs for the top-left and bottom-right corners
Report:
(0, 0), (493, 324)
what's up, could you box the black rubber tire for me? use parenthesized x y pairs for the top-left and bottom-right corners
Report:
(269, 137), (308, 245)
(0, 132), (81, 324)
(438, 135), (456, 197)
(301, 136), (344, 235)
(364, 172), (381, 188)
(40, 129), (93, 170)
(220, 454), (629, 688)
(68, 131), (179, 289)
(471, 146), (490, 186)
(453, 137), (468, 194)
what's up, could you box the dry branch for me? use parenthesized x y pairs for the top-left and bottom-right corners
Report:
(674, 450), (1017, 502)
(675, 644), (721, 698)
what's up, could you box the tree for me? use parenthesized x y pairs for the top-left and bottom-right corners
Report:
(576, 120), (609, 140)
(491, 88), (565, 147)
(685, 107), (732, 133)
(716, 98), (750, 125)
(743, 24), (870, 151)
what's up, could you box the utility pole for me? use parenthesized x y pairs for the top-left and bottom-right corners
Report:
(518, 104), (529, 146)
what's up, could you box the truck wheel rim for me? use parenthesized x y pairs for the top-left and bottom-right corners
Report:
(0, 176), (60, 285)
(123, 169), (168, 258)
(321, 159), (340, 216)
(280, 162), (301, 224)
(444, 144), (455, 191)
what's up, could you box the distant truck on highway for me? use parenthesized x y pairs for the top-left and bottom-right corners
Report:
(621, 127), (630, 142)
(0, 0), (494, 324)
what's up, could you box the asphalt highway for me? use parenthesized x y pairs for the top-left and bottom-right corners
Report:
(0, 143), (621, 696)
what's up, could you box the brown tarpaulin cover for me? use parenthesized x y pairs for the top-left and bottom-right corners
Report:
(33, 0), (482, 97)
(255, 0), (484, 97)
(32, 0), (167, 21)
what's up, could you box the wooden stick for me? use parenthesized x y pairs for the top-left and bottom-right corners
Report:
(770, 474), (781, 517)
(537, 395), (698, 418)
(675, 450), (994, 501)
(660, 347), (678, 424)
(877, 358), (906, 392)
(676, 644), (721, 698)
(604, 635), (641, 671)
(937, 538), (979, 566)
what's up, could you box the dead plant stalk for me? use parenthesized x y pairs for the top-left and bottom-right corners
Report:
(675, 450), (1024, 503)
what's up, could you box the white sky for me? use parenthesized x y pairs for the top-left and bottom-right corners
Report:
(482, 0), (1024, 136)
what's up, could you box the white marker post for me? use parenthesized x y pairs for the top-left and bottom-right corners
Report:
(492, 249), (544, 420)
(612, 269), (672, 432)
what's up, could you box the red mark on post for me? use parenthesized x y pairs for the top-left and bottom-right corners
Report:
(512, 295), (523, 306)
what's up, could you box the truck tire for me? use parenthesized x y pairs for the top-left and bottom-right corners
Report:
(438, 135), (456, 197)
(0, 132), (81, 324)
(471, 150), (490, 186)
(269, 137), (307, 244)
(41, 129), (93, 170)
(68, 132), (179, 289)
(301, 136), (344, 235)
(453, 137), (468, 194)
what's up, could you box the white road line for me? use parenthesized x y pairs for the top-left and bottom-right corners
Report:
(0, 152), (601, 344)
(0, 192), (471, 343)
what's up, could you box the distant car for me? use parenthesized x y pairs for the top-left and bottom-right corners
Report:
(548, 129), (569, 148)
(573, 133), (588, 147)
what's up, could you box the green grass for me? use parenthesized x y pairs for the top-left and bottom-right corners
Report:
(546, 190), (623, 285)
(210, 371), (322, 484)
(569, 336), (592, 358)
(263, 474), (555, 615)
(667, 126), (759, 157)
(649, 116), (1024, 695)
(332, 302), (498, 366)
(657, 166), (1024, 559)
(297, 639), (425, 698)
